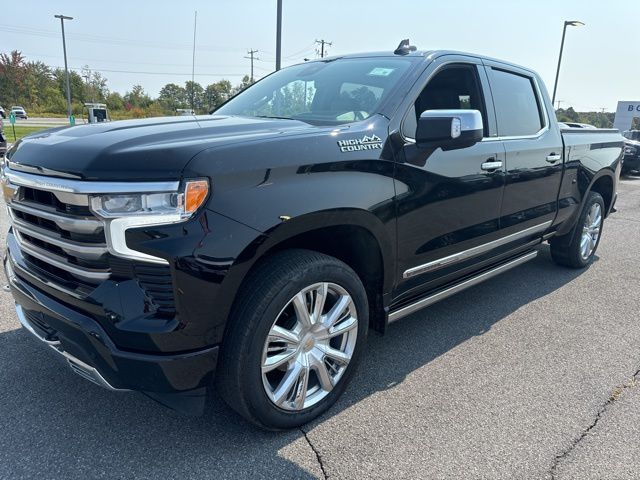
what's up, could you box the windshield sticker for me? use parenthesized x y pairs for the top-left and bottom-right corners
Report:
(338, 134), (383, 152)
(367, 67), (395, 77)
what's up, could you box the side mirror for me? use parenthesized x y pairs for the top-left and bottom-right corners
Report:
(416, 109), (483, 150)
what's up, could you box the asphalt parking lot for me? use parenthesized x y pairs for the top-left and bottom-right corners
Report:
(1, 176), (639, 479)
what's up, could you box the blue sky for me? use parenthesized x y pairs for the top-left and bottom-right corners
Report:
(1, 0), (637, 111)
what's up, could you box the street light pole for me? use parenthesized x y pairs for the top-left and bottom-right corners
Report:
(551, 20), (584, 106)
(275, 0), (282, 71)
(54, 14), (74, 122)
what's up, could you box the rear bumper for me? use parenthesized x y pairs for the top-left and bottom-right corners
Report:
(5, 255), (219, 411)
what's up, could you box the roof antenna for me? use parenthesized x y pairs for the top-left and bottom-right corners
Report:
(394, 39), (417, 55)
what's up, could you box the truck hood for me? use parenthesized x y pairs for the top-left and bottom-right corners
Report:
(6, 115), (316, 181)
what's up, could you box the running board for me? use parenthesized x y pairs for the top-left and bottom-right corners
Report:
(388, 250), (538, 323)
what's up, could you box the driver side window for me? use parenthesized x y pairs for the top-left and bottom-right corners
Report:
(402, 64), (488, 139)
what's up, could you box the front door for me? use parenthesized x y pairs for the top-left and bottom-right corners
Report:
(393, 60), (506, 301)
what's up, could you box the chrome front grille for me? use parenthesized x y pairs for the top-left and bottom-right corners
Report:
(4, 167), (178, 318)
(8, 185), (111, 286)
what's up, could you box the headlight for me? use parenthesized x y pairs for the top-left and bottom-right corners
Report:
(90, 179), (209, 264)
(624, 146), (637, 155)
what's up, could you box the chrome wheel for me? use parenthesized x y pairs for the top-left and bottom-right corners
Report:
(261, 282), (358, 411)
(580, 202), (602, 260)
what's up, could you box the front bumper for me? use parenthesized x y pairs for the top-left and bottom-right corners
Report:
(5, 255), (219, 413)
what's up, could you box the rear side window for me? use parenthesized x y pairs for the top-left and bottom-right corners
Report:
(490, 68), (544, 137)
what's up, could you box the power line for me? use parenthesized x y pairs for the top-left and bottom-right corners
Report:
(315, 39), (332, 58)
(62, 66), (253, 77)
(244, 49), (259, 82)
(0, 24), (234, 52)
(21, 51), (264, 70)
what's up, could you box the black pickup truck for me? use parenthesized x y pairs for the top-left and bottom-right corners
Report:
(2, 45), (623, 429)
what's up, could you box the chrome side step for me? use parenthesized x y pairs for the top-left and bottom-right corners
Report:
(388, 250), (538, 323)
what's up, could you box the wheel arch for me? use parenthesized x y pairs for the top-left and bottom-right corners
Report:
(556, 168), (616, 238)
(220, 210), (395, 334)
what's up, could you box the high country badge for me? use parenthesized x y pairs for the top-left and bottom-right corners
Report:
(338, 134), (383, 152)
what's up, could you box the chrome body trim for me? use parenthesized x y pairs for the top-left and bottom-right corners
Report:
(10, 214), (108, 260)
(7, 252), (83, 299)
(15, 304), (127, 391)
(481, 160), (503, 171)
(5, 168), (179, 194)
(403, 221), (551, 279)
(15, 303), (61, 346)
(8, 201), (103, 235)
(390, 251), (538, 323)
(3, 167), (172, 266)
(14, 232), (110, 281)
(7, 161), (83, 179)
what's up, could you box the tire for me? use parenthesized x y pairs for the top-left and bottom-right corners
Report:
(217, 249), (368, 430)
(550, 191), (605, 268)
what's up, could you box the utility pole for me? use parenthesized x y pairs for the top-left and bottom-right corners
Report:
(556, 100), (563, 110)
(82, 66), (94, 103)
(191, 10), (197, 111)
(54, 14), (74, 123)
(315, 39), (332, 58)
(245, 49), (259, 83)
(275, 0), (282, 70)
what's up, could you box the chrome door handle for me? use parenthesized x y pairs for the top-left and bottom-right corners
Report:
(546, 153), (562, 163)
(481, 160), (503, 171)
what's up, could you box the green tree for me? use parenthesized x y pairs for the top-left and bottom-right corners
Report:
(0, 50), (28, 105)
(53, 68), (86, 106)
(233, 75), (254, 95)
(204, 80), (233, 111)
(105, 92), (124, 111)
(158, 83), (187, 113)
(124, 84), (152, 109)
(184, 81), (204, 112)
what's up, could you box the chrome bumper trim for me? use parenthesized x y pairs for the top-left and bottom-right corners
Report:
(14, 303), (128, 392)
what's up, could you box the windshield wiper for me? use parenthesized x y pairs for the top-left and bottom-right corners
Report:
(254, 115), (294, 120)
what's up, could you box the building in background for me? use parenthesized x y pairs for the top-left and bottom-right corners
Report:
(614, 101), (640, 132)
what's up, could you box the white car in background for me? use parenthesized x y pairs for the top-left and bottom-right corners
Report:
(10, 106), (28, 119)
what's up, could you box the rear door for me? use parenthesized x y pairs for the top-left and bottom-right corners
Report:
(483, 61), (563, 237)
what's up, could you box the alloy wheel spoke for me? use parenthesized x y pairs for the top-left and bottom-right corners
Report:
(272, 362), (303, 406)
(323, 295), (352, 330)
(311, 354), (334, 392)
(311, 283), (328, 324)
(320, 315), (358, 339)
(268, 325), (300, 346)
(263, 349), (298, 373)
(318, 343), (351, 365)
(293, 365), (310, 410)
(580, 235), (590, 257)
(293, 292), (313, 329)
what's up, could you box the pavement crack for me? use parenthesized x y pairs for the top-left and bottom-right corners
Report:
(301, 427), (328, 480)
(549, 366), (640, 479)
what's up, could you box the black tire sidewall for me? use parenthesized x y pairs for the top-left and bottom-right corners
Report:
(241, 258), (368, 429)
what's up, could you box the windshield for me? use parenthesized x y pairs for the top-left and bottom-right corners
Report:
(215, 57), (414, 125)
